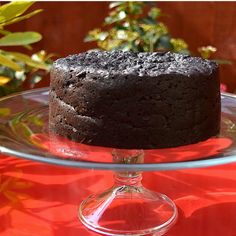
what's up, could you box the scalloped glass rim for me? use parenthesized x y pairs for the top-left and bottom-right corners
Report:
(0, 87), (236, 171)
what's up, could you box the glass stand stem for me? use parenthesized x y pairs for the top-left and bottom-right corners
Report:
(114, 171), (142, 187)
(79, 149), (178, 236)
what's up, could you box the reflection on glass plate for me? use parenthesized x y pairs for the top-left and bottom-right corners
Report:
(0, 88), (236, 171)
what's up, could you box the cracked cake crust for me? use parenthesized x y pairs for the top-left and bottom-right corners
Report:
(49, 50), (220, 149)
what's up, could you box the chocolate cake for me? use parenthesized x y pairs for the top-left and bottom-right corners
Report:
(49, 50), (220, 149)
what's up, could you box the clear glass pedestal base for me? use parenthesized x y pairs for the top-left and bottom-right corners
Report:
(78, 150), (178, 236)
(79, 185), (177, 236)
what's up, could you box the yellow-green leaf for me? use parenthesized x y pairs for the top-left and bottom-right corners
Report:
(0, 76), (11, 86)
(44, 53), (57, 61)
(0, 53), (22, 71)
(0, 108), (11, 117)
(148, 7), (161, 19)
(18, 122), (33, 138)
(8, 52), (49, 70)
(170, 38), (188, 52)
(0, 30), (32, 50)
(213, 59), (233, 65)
(0, 32), (42, 46)
(198, 46), (217, 59)
(0, 9), (43, 27)
(0, 1), (34, 24)
(0, 29), (11, 36)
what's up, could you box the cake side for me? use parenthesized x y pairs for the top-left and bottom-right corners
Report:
(49, 50), (220, 149)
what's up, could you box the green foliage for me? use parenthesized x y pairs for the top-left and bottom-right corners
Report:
(0, 1), (34, 23)
(85, 2), (189, 53)
(198, 45), (217, 59)
(198, 45), (232, 64)
(0, 1), (52, 97)
(85, 1), (232, 65)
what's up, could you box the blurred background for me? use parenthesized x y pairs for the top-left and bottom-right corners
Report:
(1, 1), (236, 94)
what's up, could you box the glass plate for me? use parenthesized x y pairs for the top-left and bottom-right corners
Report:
(0, 87), (236, 171)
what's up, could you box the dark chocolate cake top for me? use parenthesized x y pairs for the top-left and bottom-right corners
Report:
(53, 50), (217, 77)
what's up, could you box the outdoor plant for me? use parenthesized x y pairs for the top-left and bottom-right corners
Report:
(85, 2), (189, 54)
(0, 1), (53, 97)
(85, 2), (221, 60)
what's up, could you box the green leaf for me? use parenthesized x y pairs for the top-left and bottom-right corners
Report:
(0, 65), (15, 79)
(141, 17), (157, 25)
(23, 44), (33, 50)
(213, 59), (233, 65)
(20, 122), (34, 137)
(7, 52), (49, 70)
(198, 45), (217, 59)
(148, 7), (161, 20)
(0, 9), (43, 27)
(44, 53), (57, 61)
(0, 30), (32, 50)
(158, 35), (172, 50)
(109, 2), (123, 9)
(9, 117), (33, 139)
(170, 38), (188, 53)
(128, 2), (144, 15)
(0, 53), (22, 71)
(0, 32), (42, 46)
(0, 29), (11, 36)
(0, 1), (34, 24)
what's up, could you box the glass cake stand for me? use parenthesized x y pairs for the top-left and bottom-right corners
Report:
(0, 87), (236, 236)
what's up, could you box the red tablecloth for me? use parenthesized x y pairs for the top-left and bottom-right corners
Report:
(1, 154), (236, 236)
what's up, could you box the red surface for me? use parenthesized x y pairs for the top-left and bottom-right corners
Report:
(1, 153), (236, 236)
